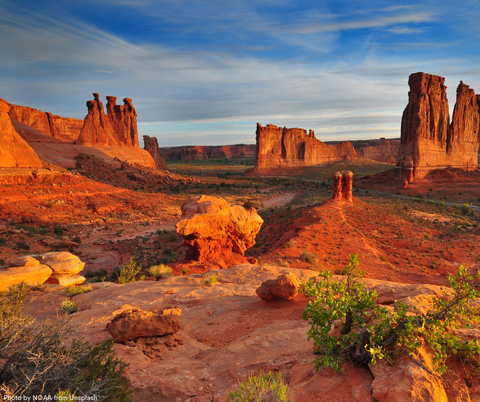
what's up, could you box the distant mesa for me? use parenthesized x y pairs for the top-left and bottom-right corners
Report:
(397, 72), (480, 179)
(143, 135), (167, 169)
(158, 144), (256, 161)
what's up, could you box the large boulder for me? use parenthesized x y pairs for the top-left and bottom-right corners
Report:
(33, 252), (85, 286)
(106, 308), (182, 342)
(176, 195), (263, 268)
(0, 265), (52, 291)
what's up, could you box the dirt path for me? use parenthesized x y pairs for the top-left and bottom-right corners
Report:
(262, 192), (296, 209)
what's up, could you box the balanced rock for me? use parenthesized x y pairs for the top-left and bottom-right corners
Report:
(107, 308), (182, 342)
(176, 195), (263, 268)
(143, 135), (167, 169)
(34, 252), (85, 286)
(0, 265), (52, 291)
(256, 272), (299, 301)
(0, 98), (43, 168)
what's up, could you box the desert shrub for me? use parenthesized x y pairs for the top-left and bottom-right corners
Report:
(116, 258), (145, 284)
(461, 204), (471, 215)
(54, 227), (64, 236)
(72, 236), (82, 244)
(0, 285), (132, 400)
(284, 240), (293, 248)
(15, 241), (30, 251)
(380, 255), (387, 262)
(204, 274), (218, 286)
(85, 268), (108, 279)
(300, 254), (480, 374)
(0, 238), (7, 245)
(182, 267), (189, 275)
(60, 299), (78, 314)
(0, 259), (4, 266)
(227, 372), (289, 402)
(300, 251), (317, 265)
(147, 264), (172, 279)
(65, 285), (92, 296)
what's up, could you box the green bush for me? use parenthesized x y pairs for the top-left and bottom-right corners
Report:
(65, 285), (92, 296)
(0, 238), (6, 245)
(147, 264), (172, 279)
(116, 258), (145, 284)
(227, 372), (289, 402)
(54, 227), (64, 236)
(0, 283), (133, 400)
(72, 236), (82, 244)
(204, 274), (218, 286)
(300, 254), (480, 374)
(461, 204), (471, 215)
(59, 299), (78, 314)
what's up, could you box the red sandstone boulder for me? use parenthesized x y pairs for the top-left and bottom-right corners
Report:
(0, 265), (53, 291)
(143, 135), (167, 169)
(256, 272), (299, 300)
(106, 308), (182, 342)
(0, 98), (43, 168)
(176, 195), (263, 268)
(34, 252), (85, 286)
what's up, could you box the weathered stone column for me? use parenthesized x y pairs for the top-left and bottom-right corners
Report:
(332, 172), (343, 200)
(402, 156), (414, 183)
(341, 170), (353, 202)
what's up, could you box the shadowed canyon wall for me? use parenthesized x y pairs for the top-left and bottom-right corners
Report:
(254, 123), (357, 170)
(143, 135), (167, 169)
(397, 72), (480, 179)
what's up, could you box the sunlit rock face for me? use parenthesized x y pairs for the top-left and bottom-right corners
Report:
(0, 98), (43, 168)
(397, 72), (480, 179)
(176, 195), (263, 268)
(254, 123), (357, 170)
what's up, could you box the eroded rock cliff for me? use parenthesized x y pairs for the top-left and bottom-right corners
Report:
(143, 135), (167, 169)
(8, 103), (83, 143)
(159, 144), (256, 160)
(254, 123), (357, 170)
(397, 72), (480, 179)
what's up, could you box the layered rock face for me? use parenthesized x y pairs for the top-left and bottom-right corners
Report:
(158, 144), (256, 160)
(0, 98), (43, 168)
(254, 123), (356, 170)
(8, 103), (83, 143)
(397, 73), (480, 179)
(361, 139), (399, 163)
(143, 135), (167, 169)
(176, 195), (264, 268)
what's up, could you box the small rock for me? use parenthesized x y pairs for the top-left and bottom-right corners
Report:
(256, 272), (299, 301)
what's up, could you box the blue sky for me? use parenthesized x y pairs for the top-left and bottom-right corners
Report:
(2, 0), (480, 146)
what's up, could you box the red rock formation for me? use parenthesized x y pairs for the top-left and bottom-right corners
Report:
(76, 93), (118, 146)
(0, 98), (43, 168)
(158, 144), (256, 161)
(176, 195), (263, 268)
(332, 171), (353, 202)
(397, 73), (480, 178)
(8, 103), (83, 143)
(143, 135), (167, 169)
(447, 81), (480, 168)
(254, 123), (356, 170)
(106, 96), (139, 147)
(333, 172), (343, 200)
(401, 156), (414, 183)
(361, 140), (399, 163)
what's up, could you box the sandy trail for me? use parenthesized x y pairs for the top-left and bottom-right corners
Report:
(262, 192), (296, 209)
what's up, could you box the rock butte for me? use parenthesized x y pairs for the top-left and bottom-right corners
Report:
(397, 72), (480, 179)
(250, 123), (357, 173)
(158, 144), (256, 161)
(143, 135), (167, 169)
